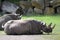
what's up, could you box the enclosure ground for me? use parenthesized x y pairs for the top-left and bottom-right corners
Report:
(0, 35), (60, 40)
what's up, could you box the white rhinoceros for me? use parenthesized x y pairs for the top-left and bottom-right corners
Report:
(3, 20), (55, 35)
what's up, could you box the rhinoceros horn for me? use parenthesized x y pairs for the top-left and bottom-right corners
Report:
(52, 24), (56, 29)
(48, 23), (52, 27)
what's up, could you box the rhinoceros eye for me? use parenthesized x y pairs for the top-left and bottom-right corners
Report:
(46, 28), (52, 33)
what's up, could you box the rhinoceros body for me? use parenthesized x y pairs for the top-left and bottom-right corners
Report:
(3, 20), (55, 35)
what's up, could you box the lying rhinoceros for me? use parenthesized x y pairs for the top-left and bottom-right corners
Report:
(0, 14), (21, 30)
(2, 20), (55, 35)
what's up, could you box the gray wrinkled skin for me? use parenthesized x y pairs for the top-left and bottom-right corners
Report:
(0, 14), (20, 30)
(3, 20), (54, 35)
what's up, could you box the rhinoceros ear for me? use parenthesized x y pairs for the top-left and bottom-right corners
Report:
(48, 23), (52, 27)
(52, 24), (56, 29)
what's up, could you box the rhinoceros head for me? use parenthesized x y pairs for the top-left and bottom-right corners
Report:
(41, 23), (56, 34)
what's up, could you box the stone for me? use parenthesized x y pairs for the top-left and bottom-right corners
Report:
(34, 8), (42, 14)
(45, 7), (54, 15)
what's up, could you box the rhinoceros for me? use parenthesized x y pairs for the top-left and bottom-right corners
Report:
(0, 14), (21, 30)
(2, 20), (55, 35)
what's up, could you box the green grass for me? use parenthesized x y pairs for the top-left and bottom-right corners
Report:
(0, 14), (60, 40)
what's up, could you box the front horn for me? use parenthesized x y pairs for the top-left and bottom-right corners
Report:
(48, 23), (52, 27)
(52, 24), (56, 29)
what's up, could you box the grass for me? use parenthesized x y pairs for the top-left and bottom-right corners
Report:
(0, 14), (60, 40)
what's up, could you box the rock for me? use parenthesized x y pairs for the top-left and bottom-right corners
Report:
(1, 1), (23, 15)
(27, 8), (33, 13)
(45, 7), (54, 15)
(57, 7), (60, 13)
(19, 1), (32, 13)
(34, 8), (42, 14)
(31, 0), (44, 9)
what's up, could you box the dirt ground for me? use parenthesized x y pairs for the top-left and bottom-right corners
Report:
(0, 35), (59, 40)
